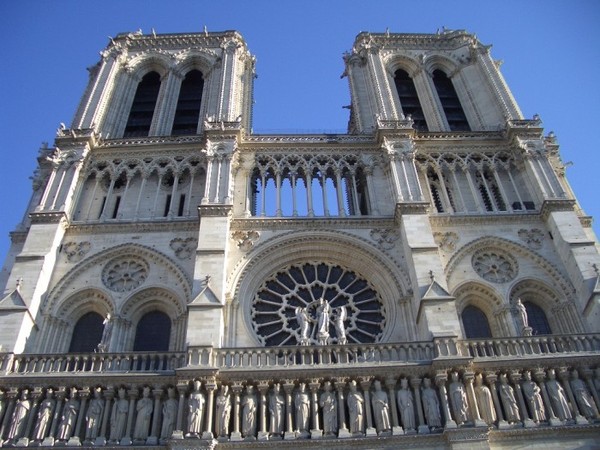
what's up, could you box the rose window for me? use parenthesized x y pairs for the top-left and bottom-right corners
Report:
(251, 262), (386, 346)
(102, 257), (149, 292)
(472, 250), (517, 283)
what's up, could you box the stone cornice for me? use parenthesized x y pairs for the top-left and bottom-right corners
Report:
(229, 216), (396, 231)
(97, 135), (205, 149)
(66, 219), (198, 235)
(394, 202), (430, 220)
(198, 205), (232, 217)
(28, 211), (67, 225)
(243, 134), (374, 145)
(429, 211), (541, 228)
(539, 198), (576, 220)
(354, 30), (477, 51)
(109, 30), (247, 52)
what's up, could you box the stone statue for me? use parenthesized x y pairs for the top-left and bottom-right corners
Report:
(571, 370), (599, 420)
(498, 374), (520, 423)
(215, 385), (231, 438)
(97, 313), (113, 352)
(421, 378), (442, 429)
(522, 371), (545, 422)
(187, 380), (205, 437)
(396, 378), (415, 432)
(333, 306), (347, 344)
(295, 307), (311, 345)
(371, 380), (391, 434)
(241, 385), (257, 439)
(85, 387), (104, 441)
(347, 380), (365, 435)
(319, 381), (337, 436)
(474, 374), (496, 426)
(133, 387), (153, 440)
(57, 387), (80, 441)
(32, 388), (55, 441)
(449, 372), (469, 425)
(110, 388), (128, 442)
(516, 298), (528, 328)
(160, 387), (178, 439)
(316, 298), (331, 345)
(7, 389), (31, 441)
(546, 369), (572, 421)
(268, 383), (284, 437)
(294, 383), (310, 435)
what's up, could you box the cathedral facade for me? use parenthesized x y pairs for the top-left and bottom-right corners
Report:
(0, 29), (598, 449)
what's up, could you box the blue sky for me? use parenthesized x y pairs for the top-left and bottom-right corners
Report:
(0, 0), (599, 264)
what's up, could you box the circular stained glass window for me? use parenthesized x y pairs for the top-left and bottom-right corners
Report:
(251, 262), (385, 346)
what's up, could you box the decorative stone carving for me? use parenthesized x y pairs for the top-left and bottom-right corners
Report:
(252, 262), (385, 346)
(7, 389), (31, 442)
(241, 385), (257, 439)
(319, 382), (337, 437)
(85, 387), (104, 441)
(186, 380), (205, 437)
(397, 378), (416, 432)
(110, 388), (128, 442)
(57, 387), (80, 441)
(295, 383), (310, 437)
(522, 371), (545, 423)
(160, 387), (178, 439)
(449, 372), (469, 425)
(474, 374), (496, 426)
(433, 231), (459, 252)
(517, 228), (544, 250)
(33, 388), (55, 442)
(102, 256), (149, 292)
(370, 228), (400, 250)
(133, 387), (153, 441)
(570, 370), (599, 420)
(421, 378), (442, 429)
(472, 250), (517, 283)
(62, 241), (91, 262)
(169, 237), (197, 260)
(231, 230), (260, 251)
(268, 384), (284, 438)
(347, 380), (365, 436)
(215, 385), (231, 438)
(371, 380), (391, 435)
(498, 374), (520, 423)
(97, 314), (113, 353)
(546, 369), (572, 421)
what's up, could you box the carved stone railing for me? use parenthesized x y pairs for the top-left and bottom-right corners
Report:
(1, 333), (598, 376)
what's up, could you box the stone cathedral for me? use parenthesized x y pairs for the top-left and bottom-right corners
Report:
(0, 28), (598, 449)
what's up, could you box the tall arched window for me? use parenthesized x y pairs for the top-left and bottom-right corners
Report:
(172, 70), (204, 135)
(432, 70), (470, 131)
(394, 69), (428, 131)
(524, 301), (552, 335)
(68, 312), (104, 352)
(124, 71), (161, 137)
(133, 311), (171, 351)
(461, 305), (492, 338)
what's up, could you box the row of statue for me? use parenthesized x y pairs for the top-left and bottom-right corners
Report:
(0, 367), (598, 445)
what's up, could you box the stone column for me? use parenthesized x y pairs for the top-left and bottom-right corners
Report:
(173, 383), (187, 440)
(435, 372), (456, 429)
(67, 388), (88, 446)
(202, 381), (216, 440)
(282, 381), (296, 440)
(121, 389), (137, 445)
(486, 373), (508, 429)
(45, 388), (66, 446)
(580, 367), (600, 416)
(333, 379), (350, 438)
(229, 382), (243, 441)
(359, 379), (376, 436)
(19, 388), (43, 446)
(97, 388), (113, 446)
(559, 368), (587, 424)
(309, 381), (322, 439)
(410, 378), (429, 434)
(464, 371), (486, 427)
(147, 388), (163, 445)
(534, 369), (561, 426)
(256, 382), (269, 441)
(510, 371), (533, 427)
(385, 377), (402, 435)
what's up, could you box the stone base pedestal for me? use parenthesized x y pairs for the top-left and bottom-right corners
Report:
(310, 429), (322, 439)
(201, 432), (214, 440)
(366, 427), (377, 437)
(474, 418), (488, 427)
(392, 426), (404, 435)
(524, 418), (537, 428)
(497, 420), (510, 429)
(257, 431), (269, 441)
(229, 432), (242, 441)
(41, 437), (55, 447)
(120, 437), (132, 446)
(338, 428), (351, 438)
(575, 415), (589, 425)
(418, 425), (430, 434)
(444, 420), (458, 429)
(284, 431), (296, 440)
(67, 437), (81, 447)
(146, 436), (158, 445)
(171, 430), (184, 440)
(15, 438), (29, 447)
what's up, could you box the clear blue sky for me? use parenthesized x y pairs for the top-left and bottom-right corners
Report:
(0, 0), (599, 264)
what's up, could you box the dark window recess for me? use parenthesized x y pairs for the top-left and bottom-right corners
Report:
(98, 196), (107, 219)
(124, 71), (161, 138)
(133, 311), (171, 351)
(69, 312), (104, 352)
(172, 70), (204, 135)
(164, 195), (172, 217)
(432, 70), (470, 131)
(112, 196), (121, 219)
(462, 305), (492, 338)
(394, 69), (428, 131)
(178, 194), (186, 216)
(524, 301), (552, 335)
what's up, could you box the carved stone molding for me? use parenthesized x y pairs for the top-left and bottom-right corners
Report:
(369, 228), (400, 250)
(62, 241), (92, 262)
(231, 230), (259, 251)
(170, 237), (197, 260)
(471, 249), (518, 283)
(433, 231), (459, 252)
(517, 228), (544, 250)
(102, 256), (149, 292)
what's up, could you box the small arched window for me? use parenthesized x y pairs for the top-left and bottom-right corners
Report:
(133, 311), (171, 351)
(172, 70), (204, 135)
(394, 69), (428, 131)
(461, 305), (492, 338)
(524, 301), (552, 335)
(124, 71), (161, 137)
(432, 70), (470, 131)
(68, 312), (104, 352)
